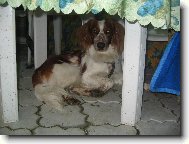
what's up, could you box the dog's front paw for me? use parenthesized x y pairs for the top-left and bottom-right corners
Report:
(68, 86), (91, 96)
(64, 97), (81, 105)
(112, 73), (123, 85)
(101, 79), (114, 92)
(90, 89), (105, 97)
(113, 78), (123, 85)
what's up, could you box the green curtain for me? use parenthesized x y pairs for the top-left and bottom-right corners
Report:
(0, 0), (180, 31)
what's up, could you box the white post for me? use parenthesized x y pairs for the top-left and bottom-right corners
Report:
(121, 21), (147, 126)
(0, 5), (18, 123)
(33, 11), (47, 69)
(53, 15), (62, 55)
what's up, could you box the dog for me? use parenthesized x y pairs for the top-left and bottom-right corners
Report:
(32, 19), (125, 111)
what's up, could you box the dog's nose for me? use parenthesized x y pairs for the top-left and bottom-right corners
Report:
(97, 42), (105, 50)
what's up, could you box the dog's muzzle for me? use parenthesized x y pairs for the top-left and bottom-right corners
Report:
(94, 33), (108, 51)
(97, 42), (106, 50)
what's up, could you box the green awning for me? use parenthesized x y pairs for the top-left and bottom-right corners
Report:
(0, 0), (180, 31)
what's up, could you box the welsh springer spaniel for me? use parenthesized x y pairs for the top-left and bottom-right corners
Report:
(32, 19), (125, 111)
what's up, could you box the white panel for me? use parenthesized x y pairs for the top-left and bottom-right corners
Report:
(28, 11), (34, 39)
(33, 11), (47, 69)
(121, 21), (147, 126)
(0, 5), (18, 123)
(147, 28), (168, 41)
(53, 15), (62, 55)
(0, 62), (2, 122)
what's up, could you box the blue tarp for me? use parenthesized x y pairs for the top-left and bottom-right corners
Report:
(150, 32), (180, 96)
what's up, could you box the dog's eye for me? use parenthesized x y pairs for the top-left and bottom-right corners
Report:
(106, 30), (110, 34)
(92, 28), (98, 34)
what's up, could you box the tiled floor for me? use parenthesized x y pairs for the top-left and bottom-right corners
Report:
(0, 44), (181, 135)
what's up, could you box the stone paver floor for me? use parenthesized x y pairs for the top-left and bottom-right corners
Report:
(0, 44), (181, 135)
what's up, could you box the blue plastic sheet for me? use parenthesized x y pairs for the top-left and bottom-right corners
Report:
(150, 32), (180, 96)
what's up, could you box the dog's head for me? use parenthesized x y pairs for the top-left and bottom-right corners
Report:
(76, 19), (125, 61)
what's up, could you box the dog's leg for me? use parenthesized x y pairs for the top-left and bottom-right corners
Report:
(34, 84), (80, 111)
(111, 57), (123, 85)
(34, 85), (66, 111)
(68, 84), (92, 96)
(88, 76), (114, 97)
(101, 78), (114, 91)
(111, 72), (123, 85)
(84, 75), (114, 92)
(68, 84), (104, 97)
(69, 76), (114, 97)
(43, 93), (65, 111)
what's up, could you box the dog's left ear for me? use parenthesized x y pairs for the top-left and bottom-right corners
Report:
(111, 21), (125, 55)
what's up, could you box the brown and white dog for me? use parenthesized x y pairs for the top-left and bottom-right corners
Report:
(32, 19), (125, 111)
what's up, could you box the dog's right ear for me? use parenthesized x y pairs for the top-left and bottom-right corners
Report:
(111, 21), (125, 55)
(76, 19), (95, 50)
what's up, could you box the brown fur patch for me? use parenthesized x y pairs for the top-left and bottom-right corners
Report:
(108, 62), (115, 78)
(111, 22), (125, 54)
(81, 63), (87, 74)
(32, 50), (84, 87)
(63, 97), (81, 105)
(104, 20), (115, 45)
(76, 19), (99, 50)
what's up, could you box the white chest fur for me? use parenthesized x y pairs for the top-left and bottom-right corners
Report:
(87, 58), (109, 74)
(81, 54), (111, 88)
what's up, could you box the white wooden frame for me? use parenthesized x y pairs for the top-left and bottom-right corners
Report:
(30, 12), (62, 68)
(33, 11), (47, 69)
(53, 16), (62, 55)
(121, 21), (147, 125)
(0, 5), (18, 123)
(0, 6), (147, 126)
